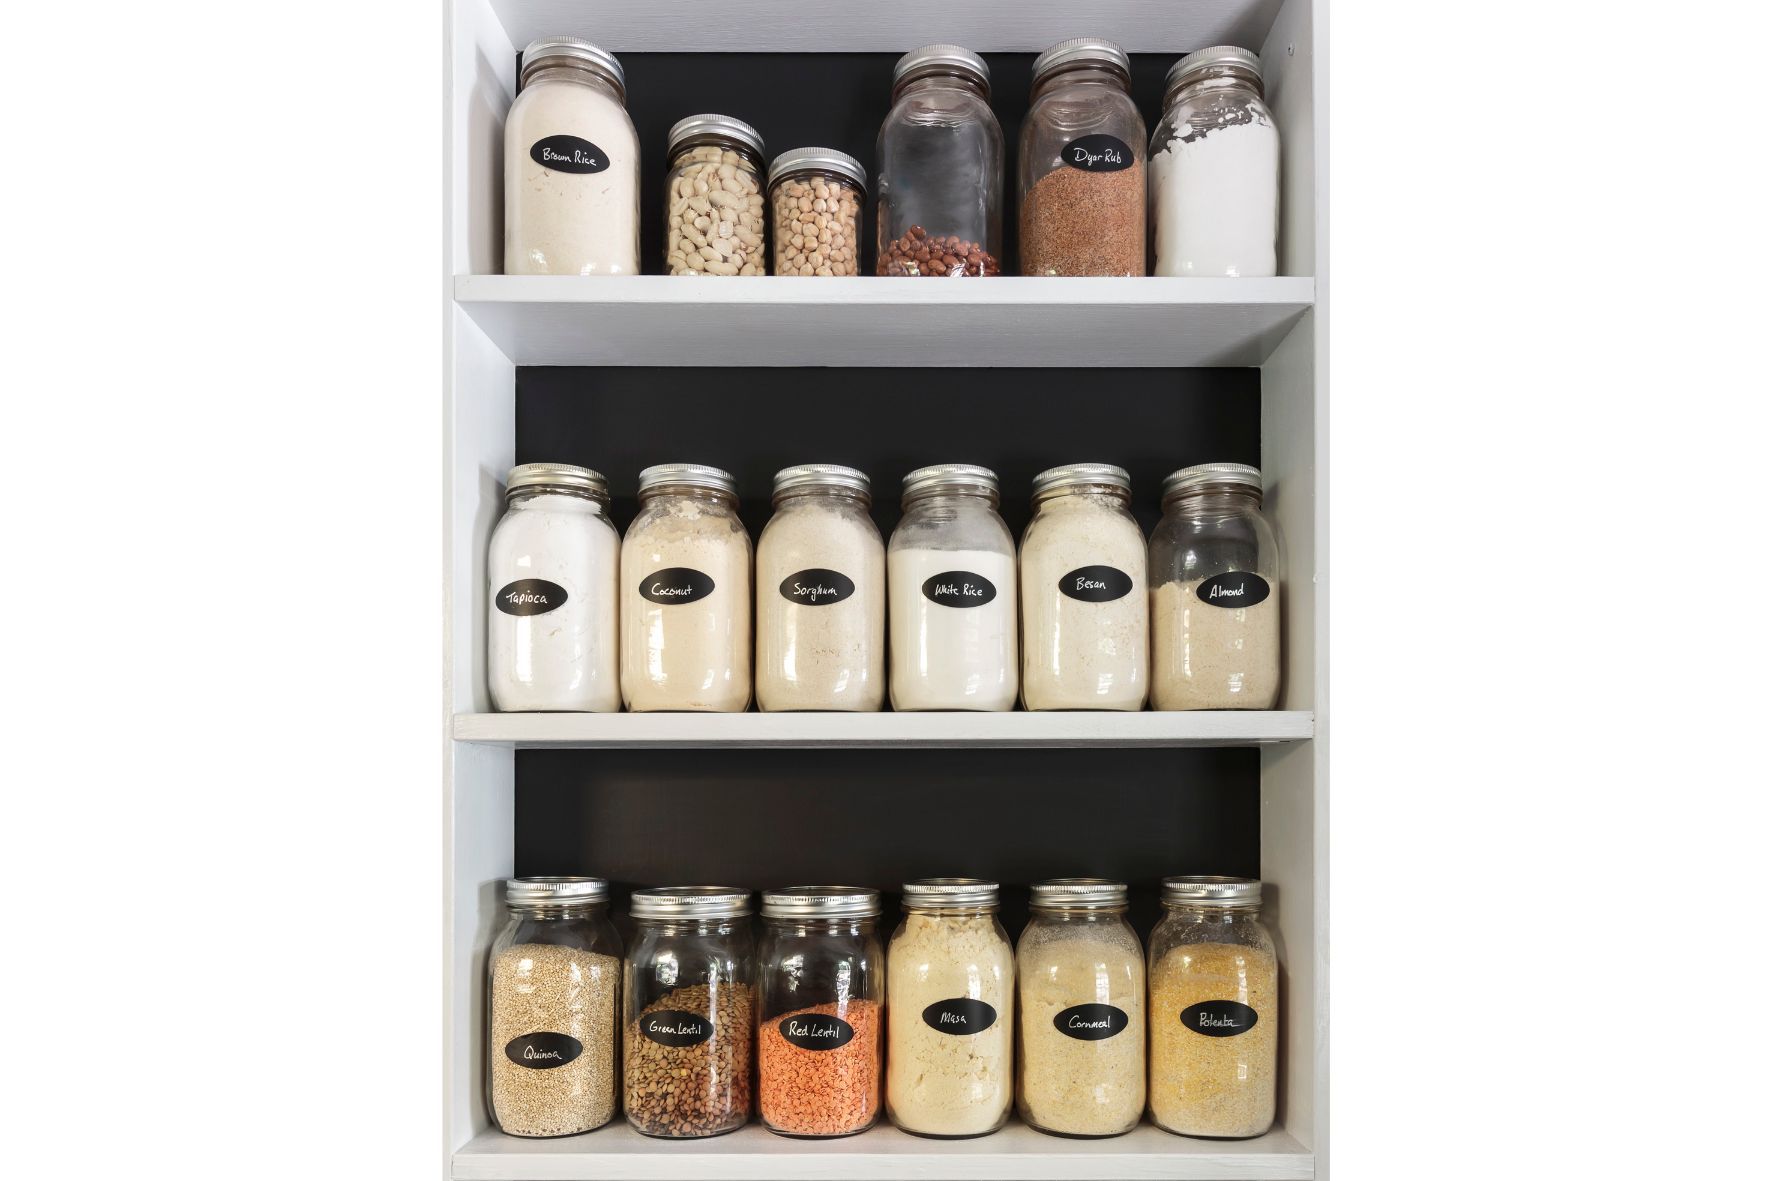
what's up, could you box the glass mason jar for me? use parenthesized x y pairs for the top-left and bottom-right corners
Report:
(623, 887), (757, 1139)
(487, 877), (623, 1137)
(1019, 464), (1149, 711)
(768, 148), (867, 277)
(664, 114), (767, 276)
(1148, 46), (1280, 278)
(1018, 38), (1147, 276)
(755, 465), (885, 711)
(505, 37), (640, 275)
(887, 465), (1018, 711)
(885, 879), (1014, 1137)
(620, 464), (752, 712)
(1148, 463), (1281, 710)
(1147, 877), (1278, 1139)
(487, 463), (621, 712)
(1016, 879), (1146, 1138)
(876, 45), (1005, 276)
(756, 887), (885, 1138)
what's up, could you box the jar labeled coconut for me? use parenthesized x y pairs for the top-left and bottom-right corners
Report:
(1148, 876), (1277, 1139)
(887, 465), (1017, 711)
(1016, 879), (1146, 1137)
(623, 887), (756, 1139)
(757, 887), (885, 1138)
(876, 46), (1005, 276)
(1020, 464), (1148, 710)
(768, 148), (866, 276)
(488, 877), (622, 1137)
(755, 465), (884, 711)
(664, 114), (767, 276)
(505, 37), (640, 275)
(1018, 38), (1147, 276)
(1149, 463), (1281, 709)
(885, 879), (1014, 1138)
(620, 465), (752, 711)
(1149, 47), (1280, 277)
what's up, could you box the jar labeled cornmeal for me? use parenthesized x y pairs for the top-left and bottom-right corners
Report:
(767, 148), (866, 276)
(1147, 876), (1277, 1139)
(664, 114), (767, 276)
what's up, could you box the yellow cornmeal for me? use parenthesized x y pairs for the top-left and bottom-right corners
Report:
(1148, 941), (1277, 1137)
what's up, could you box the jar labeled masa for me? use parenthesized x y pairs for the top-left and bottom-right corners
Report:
(664, 114), (767, 276)
(768, 148), (866, 276)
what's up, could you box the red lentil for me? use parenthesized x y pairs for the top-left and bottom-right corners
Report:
(757, 999), (882, 1136)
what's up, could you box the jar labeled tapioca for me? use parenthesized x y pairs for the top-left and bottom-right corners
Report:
(664, 114), (767, 276)
(767, 148), (866, 276)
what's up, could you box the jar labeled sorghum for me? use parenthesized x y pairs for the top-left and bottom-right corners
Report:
(755, 465), (885, 711)
(664, 114), (767, 276)
(1148, 463), (1281, 710)
(623, 887), (756, 1139)
(767, 148), (866, 276)
(876, 45), (1004, 276)
(1018, 38), (1147, 276)
(1147, 876), (1277, 1139)
(488, 877), (623, 1137)
(757, 887), (885, 1138)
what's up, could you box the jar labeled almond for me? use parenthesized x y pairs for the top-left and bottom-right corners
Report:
(767, 148), (866, 277)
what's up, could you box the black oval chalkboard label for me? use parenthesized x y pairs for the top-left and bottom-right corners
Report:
(1181, 1000), (1259, 1037)
(496, 578), (568, 616)
(1063, 134), (1135, 172)
(640, 1010), (714, 1047)
(639, 567), (716, 605)
(778, 1013), (856, 1050)
(530, 135), (610, 174)
(922, 997), (998, 1034)
(504, 1031), (584, 1069)
(921, 571), (997, 608)
(1195, 572), (1271, 609)
(1054, 1003), (1131, 1041)
(779, 568), (856, 606)
(1059, 565), (1134, 603)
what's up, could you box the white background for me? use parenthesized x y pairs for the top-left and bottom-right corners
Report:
(0, 1), (1766, 1176)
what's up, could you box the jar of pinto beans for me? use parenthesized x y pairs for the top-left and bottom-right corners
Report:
(767, 148), (866, 276)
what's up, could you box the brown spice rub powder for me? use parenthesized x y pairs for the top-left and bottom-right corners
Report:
(1020, 163), (1146, 276)
(758, 999), (882, 1136)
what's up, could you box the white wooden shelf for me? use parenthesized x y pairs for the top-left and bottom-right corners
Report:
(453, 275), (1314, 367)
(453, 1120), (1312, 1180)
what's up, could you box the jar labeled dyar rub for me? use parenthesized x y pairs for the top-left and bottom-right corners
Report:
(768, 148), (866, 276)
(664, 114), (767, 276)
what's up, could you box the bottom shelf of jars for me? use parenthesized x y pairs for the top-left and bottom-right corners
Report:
(452, 1118), (1313, 1180)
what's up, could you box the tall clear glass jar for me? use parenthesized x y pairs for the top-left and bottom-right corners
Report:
(887, 465), (1018, 711)
(1147, 877), (1277, 1139)
(1016, 879), (1146, 1137)
(505, 37), (640, 275)
(885, 879), (1014, 1137)
(623, 887), (756, 1139)
(663, 114), (767, 276)
(620, 464), (752, 712)
(1148, 46), (1280, 277)
(1148, 463), (1281, 710)
(1019, 464), (1149, 710)
(757, 887), (885, 1138)
(768, 148), (867, 277)
(487, 877), (623, 1137)
(1018, 38), (1147, 276)
(876, 45), (1005, 277)
(755, 465), (885, 712)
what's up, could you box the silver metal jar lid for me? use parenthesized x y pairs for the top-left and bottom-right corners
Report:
(767, 147), (868, 193)
(505, 462), (608, 500)
(1161, 875), (1263, 907)
(630, 885), (753, 919)
(1031, 462), (1131, 500)
(773, 463), (871, 501)
(902, 463), (999, 503)
(1032, 37), (1131, 85)
(902, 877), (999, 909)
(893, 44), (990, 92)
(1161, 462), (1263, 501)
(666, 113), (765, 161)
(637, 463), (737, 496)
(505, 876), (609, 908)
(762, 886), (882, 919)
(1165, 45), (1262, 95)
(520, 36), (626, 95)
(1030, 877), (1128, 908)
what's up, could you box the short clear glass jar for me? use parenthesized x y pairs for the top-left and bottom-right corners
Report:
(1016, 879), (1146, 1138)
(755, 465), (885, 712)
(1147, 876), (1277, 1139)
(757, 887), (885, 1138)
(1148, 46), (1280, 277)
(505, 38), (640, 275)
(1148, 463), (1281, 710)
(887, 465), (1018, 711)
(487, 877), (623, 1137)
(885, 879), (1014, 1138)
(623, 887), (756, 1139)
(620, 464), (752, 712)
(768, 148), (867, 276)
(876, 45), (1005, 276)
(1020, 464), (1149, 710)
(664, 114), (767, 276)
(1018, 38), (1147, 276)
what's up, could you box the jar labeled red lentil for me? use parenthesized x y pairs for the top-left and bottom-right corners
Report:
(768, 148), (866, 277)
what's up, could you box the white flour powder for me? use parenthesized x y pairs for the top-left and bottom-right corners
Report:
(887, 548), (1018, 711)
(1150, 577), (1280, 709)
(1019, 494), (1148, 710)
(755, 497), (884, 711)
(1150, 118), (1279, 277)
(505, 73), (640, 275)
(621, 497), (752, 712)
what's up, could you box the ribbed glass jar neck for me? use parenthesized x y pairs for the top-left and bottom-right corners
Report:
(1164, 486), (1262, 515)
(1163, 902), (1262, 922)
(903, 487), (999, 511)
(770, 167), (859, 195)
(639, 483), (738, 511)
(634, 915), (746, 936)
(902, 903), (998, 918)
(1032, 63), (1130, 102)
(763, 915), (878, 936)
(1165, 72), (1263, 111)
(1034, 482), (1130, 509)
(893, 70), (989, 104)
(523, 63), (623, 101)
(1031, 904), (1129, 919)
(509, 486), (608, 512)
(774, 486), (870, 510)
(507, 902), (607, 920)
(667, 135), (762, 172)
